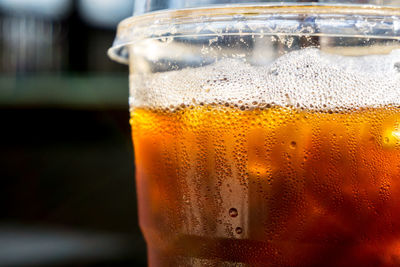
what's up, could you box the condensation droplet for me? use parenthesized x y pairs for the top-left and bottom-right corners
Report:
(235, 227), (243, 234)
(229, 208), (238, 217)
(394, 62), (400, 72)
(290, 141), (297, 149)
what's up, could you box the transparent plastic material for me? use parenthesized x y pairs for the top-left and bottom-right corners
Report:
(131, 0), (400, 16)
(109, 3), (400, 267)
(108, 3), (400, 63)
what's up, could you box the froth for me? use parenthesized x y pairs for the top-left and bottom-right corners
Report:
(129, 48), (400, 111)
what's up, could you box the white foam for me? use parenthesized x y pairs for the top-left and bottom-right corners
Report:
(129, 48), (400, 111)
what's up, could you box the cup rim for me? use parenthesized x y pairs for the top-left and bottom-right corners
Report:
(108, 3), (400, 64)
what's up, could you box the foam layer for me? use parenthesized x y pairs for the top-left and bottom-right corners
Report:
(129, 48), (400, 111)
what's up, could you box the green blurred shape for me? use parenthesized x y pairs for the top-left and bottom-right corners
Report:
(0, 74), (129, 109)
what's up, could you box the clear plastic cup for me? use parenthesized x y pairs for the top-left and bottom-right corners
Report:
(109, 1), (400, 266)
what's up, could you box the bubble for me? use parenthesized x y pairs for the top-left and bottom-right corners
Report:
(235, 227), (243, 234)
(229, 208), (238, 217)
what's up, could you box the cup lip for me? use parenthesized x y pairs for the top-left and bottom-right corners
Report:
(108, 2), (400, 64)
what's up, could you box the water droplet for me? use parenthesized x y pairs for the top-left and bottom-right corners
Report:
(235, 227), (243, 234)
(394, 62), (400, 72)
(229, 208), (238, 217)
(290, 141), (297, 149)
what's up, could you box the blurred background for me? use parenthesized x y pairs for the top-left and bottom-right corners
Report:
(0, 0), (147, 266)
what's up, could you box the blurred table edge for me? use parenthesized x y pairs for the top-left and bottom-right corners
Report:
(0, 223), (146, 266)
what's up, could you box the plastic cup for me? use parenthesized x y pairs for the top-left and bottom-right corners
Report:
(109, 1), (400, 266)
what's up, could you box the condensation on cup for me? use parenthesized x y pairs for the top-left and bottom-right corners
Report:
(109, 1), (400, 266)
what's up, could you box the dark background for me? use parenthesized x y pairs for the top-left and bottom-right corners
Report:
(0, 0), (147, 266)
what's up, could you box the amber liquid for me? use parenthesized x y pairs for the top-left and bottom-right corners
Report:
(131, 105), (400, 266)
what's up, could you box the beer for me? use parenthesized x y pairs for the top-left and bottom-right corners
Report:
(131, 104), (400, 266)
(107, 3), (400, 265)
